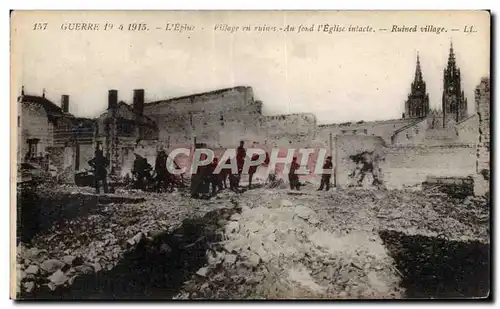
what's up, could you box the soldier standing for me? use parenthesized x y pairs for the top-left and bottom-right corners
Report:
(154, 149), (171, 192)
(248, 153), (260, 189)
(219, 157), (231, 190)
(207, 157), (220, 195)
(236, 141), (246, 187)
(288, 156), (300, 190)
(317, 156), (333, 191)
(88, 149), (109, 194)
(133, 154), (152, 191)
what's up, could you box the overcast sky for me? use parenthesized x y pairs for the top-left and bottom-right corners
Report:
(12, 11), (490, 124)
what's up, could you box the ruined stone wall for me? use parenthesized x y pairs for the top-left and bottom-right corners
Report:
(332, 134), (476, 189)
(19, 103), (54, 159)
(334, 135), (388, 188)
(391, 119), (428, 145)
(144, 87), (262, 147)
(144, 87), (321, 149)
(317, 119), (413, 145)
(474, 77), (490, 196)
(47, 146), (75, 184)
(383, 145), (476, 189)
(456, 115), (479, 145)
(77, 143), (95, 171)
(261, 113), (317, 148)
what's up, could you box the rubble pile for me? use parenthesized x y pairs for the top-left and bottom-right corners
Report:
(16, 183), (489, 299)
(178, 196), (404, 299)
(305, 189), (490, 243)
(178, 187), (489, 299)
(16, 185), (238, 297)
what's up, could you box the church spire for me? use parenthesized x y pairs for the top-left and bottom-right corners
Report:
(447, 40), (456, 71)
(404, 51), (430, 119)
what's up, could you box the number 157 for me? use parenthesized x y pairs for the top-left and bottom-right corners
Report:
(33, 23), (47, 30)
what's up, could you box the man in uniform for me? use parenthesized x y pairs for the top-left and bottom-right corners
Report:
(154, 149), (172, 192)
(191, 153), (210, 198)
(288, 156), (300, 190)
(236, 141), (246, 187)
(248, 153), (260, 189)
(132, 153), (152, 190)
(317, 155), (333, 191)
(88, 148), (109, 194)
(207, 157), (221, 195)
(349, 151), (383, 187)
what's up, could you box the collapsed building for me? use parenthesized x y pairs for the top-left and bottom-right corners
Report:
(17, 87), (95, 183)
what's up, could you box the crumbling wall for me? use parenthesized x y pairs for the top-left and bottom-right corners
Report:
(19, 103), (53, 158)
(144, 88), (262, 147)
(144, 87), (318, 149)
(48, 146), (75, 184)
(474, 77), (490, 196)
(317, 119), (413, 145)
(390, 119), (428, 145)
(383, 145), (476, 188)
(455, 115), (479, 145)
(77, 143), (95, 171)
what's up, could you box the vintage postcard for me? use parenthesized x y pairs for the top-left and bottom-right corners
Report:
(11, 10), (491, 300)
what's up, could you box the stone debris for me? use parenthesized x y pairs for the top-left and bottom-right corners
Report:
(177, 187), (489, 299)
(48, 270), (69, 286)
(25, 265), (39, 275)
(16, 183), (489, 299)
(16, 184), (237, 297)
(40, 259), (66, 274)
(225, 221), (240, 234)
(196, 267), (209, 277)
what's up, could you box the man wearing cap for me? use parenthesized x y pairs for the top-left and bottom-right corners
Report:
(317, 155), (333, 191)
(88, 148), (109, 194)
(288, 156), (300, 190)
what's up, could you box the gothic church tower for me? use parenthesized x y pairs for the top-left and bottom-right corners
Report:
(403, 53), (430, 119)
(442, 42), (468, 127)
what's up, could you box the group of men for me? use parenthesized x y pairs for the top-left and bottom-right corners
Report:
(87, 142), (382, 195)
(190, 141), (262, 198)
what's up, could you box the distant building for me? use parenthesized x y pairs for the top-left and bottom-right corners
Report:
(442, 42), (468, 126)
(403, 53), (430, 119)
(320, 43), (477, 146)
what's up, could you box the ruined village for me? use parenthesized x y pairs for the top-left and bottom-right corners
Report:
(15, 43), (490, 299)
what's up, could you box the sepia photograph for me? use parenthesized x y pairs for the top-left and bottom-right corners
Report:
(10, 10), (491, 300)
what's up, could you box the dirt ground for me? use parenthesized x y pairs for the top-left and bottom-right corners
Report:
(15, 181), (490, 299)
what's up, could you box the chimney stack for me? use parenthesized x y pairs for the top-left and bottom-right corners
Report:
(108, 89), (118, 110)
(61, 95), (69, 113)
(133, 89), (145, 116)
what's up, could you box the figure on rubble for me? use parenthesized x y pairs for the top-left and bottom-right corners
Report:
(349, 151), (384, 187)
(154, 149), (173, 192)
(288, 156), (300, 190)
(133, 153), (153, 191)
(191, 153), (210, 198)
(88, 149), (109, 194)
(207, 157), (221, 195)
(236, 141), (246, 187)
(248, 153), (260, 189)
(317, 155), (333, 191)
(219, 158), (230, 190)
